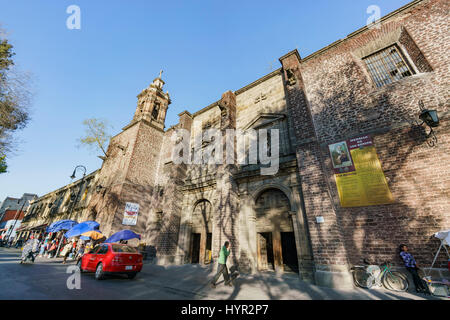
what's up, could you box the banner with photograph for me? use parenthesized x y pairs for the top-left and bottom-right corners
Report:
(122, 202), (139, 225)
(329, 135), (394, 207)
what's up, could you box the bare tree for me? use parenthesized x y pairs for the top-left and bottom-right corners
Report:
(78, 118), (113, 158)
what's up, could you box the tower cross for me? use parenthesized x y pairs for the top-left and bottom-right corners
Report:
(159, 69), (163, 78)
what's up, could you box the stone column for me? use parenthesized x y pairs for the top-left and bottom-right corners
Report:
(279, 50), (353, 289)
(175, 196), (192, 265)
(288, 210), (314, 282)
(237, 189), (258, 273)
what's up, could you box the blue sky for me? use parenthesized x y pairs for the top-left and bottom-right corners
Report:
(0, 0), (411, 200)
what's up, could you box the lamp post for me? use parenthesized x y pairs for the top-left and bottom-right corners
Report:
(55, 165), (87, 258)
(69, 165), (87, 215)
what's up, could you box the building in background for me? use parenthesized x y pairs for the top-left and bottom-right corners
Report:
(0, 194), (37, 241)
(0, 210), (25, 240)
(16, 171), (98, 240)
(21, 0), (449, 288)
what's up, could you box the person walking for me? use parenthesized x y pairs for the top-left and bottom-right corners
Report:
(38, 241), (46, 257)
(61, 240), (73, 264)
(399, 244), (429, 294)
(76, 241), (85, 259)
(210, 241), (232, 288)
(20, 236), (40, 263)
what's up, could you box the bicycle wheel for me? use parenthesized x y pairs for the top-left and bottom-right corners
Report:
(353, 268), (374, 289)
(383, 271), (409, 292)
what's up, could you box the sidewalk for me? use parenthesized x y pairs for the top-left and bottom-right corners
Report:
(2, 247), (444, 300)
(139, 262), (444, 300)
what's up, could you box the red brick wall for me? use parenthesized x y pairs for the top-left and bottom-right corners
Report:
(1, 210), (25, 222)
(297, 0), (450, 269)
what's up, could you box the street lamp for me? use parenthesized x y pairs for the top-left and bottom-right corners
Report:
(70, 165), (87, 180)
(55, 165), (87, 257)
(68, 165), (87, 214)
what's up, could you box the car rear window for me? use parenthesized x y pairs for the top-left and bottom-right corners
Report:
(111, 244), (138, 253)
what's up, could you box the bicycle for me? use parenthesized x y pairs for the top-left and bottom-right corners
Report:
(351, 259), (409, 292)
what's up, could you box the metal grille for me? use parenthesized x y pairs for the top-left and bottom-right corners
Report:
(363, 45), (414, 88)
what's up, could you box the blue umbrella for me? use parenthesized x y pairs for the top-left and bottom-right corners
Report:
(104, 230), (141, 243)
(46, 220), (78, 233)
(64, 221), (100, 238)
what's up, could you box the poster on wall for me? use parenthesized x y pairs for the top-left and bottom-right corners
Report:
(122, 202), (139, 225)
(329, 135), (394, 207)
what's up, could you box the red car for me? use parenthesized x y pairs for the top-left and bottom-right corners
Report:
(77, 243), (143, 280)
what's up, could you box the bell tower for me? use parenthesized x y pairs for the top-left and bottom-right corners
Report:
(133, 70), (171, 130)
(88, 70), (172, 238)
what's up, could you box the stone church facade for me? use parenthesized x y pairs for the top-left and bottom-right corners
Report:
(22, 0), (449, 288)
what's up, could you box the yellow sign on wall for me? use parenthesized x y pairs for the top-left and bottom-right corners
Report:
(329, 135), (394, 208)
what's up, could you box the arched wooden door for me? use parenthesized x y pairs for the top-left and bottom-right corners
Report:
(190, 200), (213, 265)
(255, 188), (298, 273)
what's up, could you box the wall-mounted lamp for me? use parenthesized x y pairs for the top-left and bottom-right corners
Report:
(418, 100), (440, 135)
(416, 100), (439, 148)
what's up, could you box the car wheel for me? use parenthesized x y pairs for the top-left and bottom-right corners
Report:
(77, 259), (84, 273)
(127, 272), (137, 280)
(95, 263), (105, 280)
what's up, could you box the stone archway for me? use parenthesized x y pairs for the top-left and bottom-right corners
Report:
(189, 200), (213, 265)
(255, 188), (299, 273)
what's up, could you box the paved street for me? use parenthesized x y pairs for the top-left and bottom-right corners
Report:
(0, 247), (444, 300)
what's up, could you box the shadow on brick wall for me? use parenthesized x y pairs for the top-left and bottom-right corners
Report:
(309, 63), (449, 271)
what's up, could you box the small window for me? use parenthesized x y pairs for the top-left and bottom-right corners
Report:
(97, 245), (109, 254)
(152, 102), (160, 120)
(363, 45), (415, 88)
(90, 245), (101, 254)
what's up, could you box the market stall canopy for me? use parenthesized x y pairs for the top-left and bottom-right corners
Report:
(104, 230), (141, 243)
(80, 230), (105, 240)
(427, 229), (450, 276)
(65, 221), (100, 238)
(46, 220), (78, 233)
(434, 230), (450, 245)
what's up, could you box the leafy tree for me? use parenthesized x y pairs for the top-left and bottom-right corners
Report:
(0, 28), (32, 173)
(0, 38), (14, 72)
(0, 153), (7, 173)
(78, 118), (112, 157)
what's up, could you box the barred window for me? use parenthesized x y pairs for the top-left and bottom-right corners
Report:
(363, 45), (415, 88)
